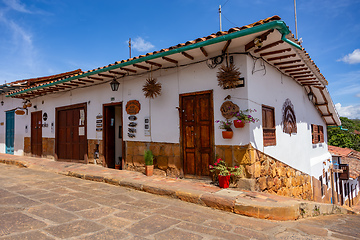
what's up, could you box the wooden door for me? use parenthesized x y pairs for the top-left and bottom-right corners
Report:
(56, 104), (87, 162)
(181, 91), (213, 176)
(5, 110), (15, 154)
(31, 111), (42, 156)
(104, 106), (115, 168)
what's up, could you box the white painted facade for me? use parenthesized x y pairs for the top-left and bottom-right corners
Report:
(1, 52), (330, 181)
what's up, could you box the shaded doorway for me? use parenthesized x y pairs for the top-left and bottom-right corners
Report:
(56, 103), (87, 163)
(103, 103), (123, 169)
(180, 90), (214, 177)
(5, 110), (15, 154)
(31, 111), (42, 157)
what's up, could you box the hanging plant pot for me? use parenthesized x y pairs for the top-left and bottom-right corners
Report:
(233, 120), (245, 128)
(222, 130), (233, 139)
(218, 175), (230, 188)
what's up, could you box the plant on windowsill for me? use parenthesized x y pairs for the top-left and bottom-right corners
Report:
(144, 149), (154, 176)
(232, 109), (259, 128)
(209, 158), (242, 188)
(216, 119), (233, 139)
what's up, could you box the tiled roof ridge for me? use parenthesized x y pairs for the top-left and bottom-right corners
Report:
(328, 145), (355, 157)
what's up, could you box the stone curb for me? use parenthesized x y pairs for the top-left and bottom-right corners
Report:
(0, 158), (355, 221)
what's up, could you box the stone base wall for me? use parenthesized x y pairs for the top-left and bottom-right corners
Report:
(42, 138), (55, 159)
(125, 141), (182, 178)
(216, 144), (313, 201)
(87, 139), (104, 165)
(24, 137), (30, 154)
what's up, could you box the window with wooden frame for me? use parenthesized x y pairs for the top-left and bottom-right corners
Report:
(311, 124), (324, 144)
(262, 105), (276, 146)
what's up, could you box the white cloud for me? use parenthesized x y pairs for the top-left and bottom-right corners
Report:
(338, 49), (360, 64)
(131, 37), (154, 52)
(3, 0), (32, 13)
(335, 103), (360, 119)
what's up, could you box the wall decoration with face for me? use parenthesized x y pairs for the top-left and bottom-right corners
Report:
(282, 98), (297, 135)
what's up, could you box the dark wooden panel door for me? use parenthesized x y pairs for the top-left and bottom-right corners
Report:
(56, 104), (87, 162)
(31, 111), (42, 156)
(181, 91), (213, 176)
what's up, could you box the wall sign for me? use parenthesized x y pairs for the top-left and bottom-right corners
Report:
(220, 101), (239, 119)
(126, 100), (141, 115)
(43, 112), (48, 121)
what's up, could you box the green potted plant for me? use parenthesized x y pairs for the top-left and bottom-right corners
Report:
(216, 119), (233, 139)
(144, 149), (154, 176)
(209, 158), (242, 188)
(232, 109), (259, 128)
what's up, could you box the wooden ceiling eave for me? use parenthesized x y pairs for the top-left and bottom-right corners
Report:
(267, 54), (296, 61)
(254, 40), (284, 53)
(245, 29), (274, 51)
(132, 64), (150, 71)
(98, 73), (116, 78)
(108, 70), (126, 76)
(222, 40), (232, 54)
(181, 51), (194, 60)
(88, 76), (105, 81)
(120, 67), (137, 73)
(284, 67), (308, 73)
(78, 78), (95, 83)
(279, 64), (305, 70)
(260, 48), (291, 57)
(200, 47), (208, 57)
(162, 56), (178, 64)
(289, 71), (311, 76)
(274, 59), (301, 66)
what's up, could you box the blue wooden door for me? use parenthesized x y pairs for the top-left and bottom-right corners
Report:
(6, 110), (15, 154)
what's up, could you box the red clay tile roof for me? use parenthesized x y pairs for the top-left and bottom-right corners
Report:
(328, 145), (353, 158)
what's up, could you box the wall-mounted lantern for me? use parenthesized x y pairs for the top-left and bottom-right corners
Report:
(110, 78), (120, 91)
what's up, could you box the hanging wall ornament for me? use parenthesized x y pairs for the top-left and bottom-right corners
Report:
(142, 77), (162, 99)
(282, 98), (297, 135)
(217, 63), (241, 89)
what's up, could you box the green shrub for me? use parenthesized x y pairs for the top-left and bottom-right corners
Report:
(144, 150), (153, 166)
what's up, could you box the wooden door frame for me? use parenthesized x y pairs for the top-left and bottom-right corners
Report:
(55, 102), (87, 161)
(31, 110), (42, 157)
(179, 90), (214, 176)
(103, 102), (124, 168)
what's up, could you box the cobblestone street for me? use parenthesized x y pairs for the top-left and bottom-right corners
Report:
(0, 164), (359, 239)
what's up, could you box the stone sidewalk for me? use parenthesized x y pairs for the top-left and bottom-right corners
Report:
(0, 154), (354, 221)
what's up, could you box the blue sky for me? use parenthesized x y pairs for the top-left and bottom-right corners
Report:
(0, 0), (359, 119)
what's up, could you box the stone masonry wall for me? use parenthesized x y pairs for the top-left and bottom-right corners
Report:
(87, 139), (104, 165)
(215, 144), (313, 201)
(125, 141), (182, 177)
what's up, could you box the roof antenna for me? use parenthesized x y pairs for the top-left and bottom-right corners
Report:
(219, 5), (222, 31)
(128, 38), (132, 59)
(294, 0), (298, 39)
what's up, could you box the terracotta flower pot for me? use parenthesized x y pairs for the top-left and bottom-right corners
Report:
(218, 175), (230, 188)
(145, 165), (154, 176)
(233, 120), (245, 128)
(222, 130), (233, 139)
(115, 164), (121, 170)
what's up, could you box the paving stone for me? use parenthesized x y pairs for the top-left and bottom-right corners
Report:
(99, 216), (131, 228)
(296, 224), (329, 237)
(203, 220), (233, 231)
(16, 189), (48, 196)
(0, 196), (41, 208)
(79, 229), (130, 240)
(40, 195), (76, 204)
(88, 196), (122, 206)
(77, 207), (114, 219)
(233, 226), (270, 239)
(176, 222), (245, 240)
(154, 228), (203, 240)
(229, 215), (279, 231)
(0, 212), (47, 236)
(0, 206), (24, 214)
(126, 215), (180, 236)
(57, 199), (99, 211)
(127, 199), (166, 210)
(153, 208), (206, 224)
(27, 204), (78, 223)
(107, 194), (137, 203)
(44, 220), (104, 239)
(0, 189), (17, 198)
(115, 211), (148, 221)
(0, 230), (55, 240)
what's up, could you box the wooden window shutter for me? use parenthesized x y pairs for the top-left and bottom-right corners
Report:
(319, 125), (324, 143)
(262, 105), (276, 146)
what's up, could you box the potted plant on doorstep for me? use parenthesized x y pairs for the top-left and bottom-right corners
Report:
(233, 109), (259, 128)
(209, 158), (242, 188)
(216, 119), (233, 139)
(144, 149), (154, 176)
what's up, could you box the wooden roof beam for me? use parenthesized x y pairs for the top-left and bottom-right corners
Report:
(222, 40), (232, 54)
(78, 78), (95, 83)
(98, 73), (115, 78)
(297, 78), (317, 81)
(279, 64), (305, 70)
(200, 47), (208, 57)
(181, 51), (194, 60)
(245, 29), (274, 51)
(109, 70), (126, 76)
(254, 40), (283, 53)
(88, 76), (104, 81)
(294, 74), (314, 79)
(315, 103), (328, 106)
(260, 48), (291, 57)
(145, 60), (162, 68)
(71, 81), (86, 85)
(162, 56), (178, 64)
(120, 67), (137, 73)
(289, 71), (311, 76)
(133, 64), (150, 71)
(267, 54), (296, 61)
(63, 83), (79, 87)
(285, 67), (308, 73)
(274, 59), (302, 66)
